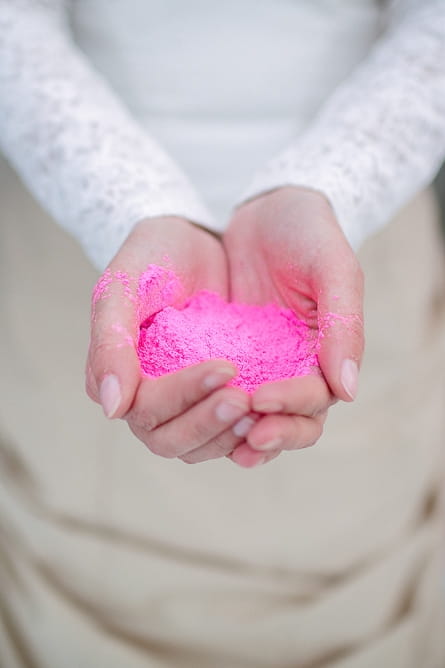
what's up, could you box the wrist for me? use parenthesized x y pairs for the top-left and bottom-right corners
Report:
(134, 215), (220, 239)
(237, 184), (333, 215)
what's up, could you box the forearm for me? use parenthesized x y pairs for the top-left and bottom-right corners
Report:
(238, 0), (445, 250)
(0, 0), (218, 270)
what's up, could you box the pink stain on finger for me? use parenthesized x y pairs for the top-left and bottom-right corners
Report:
(137, 264), (182, 324)
(91, 263), (178, 327)
(92, 268), (113, 306)
(111, 323), (135, 348)
(91, 269), (137, 322)
(316, 312), (363, 348)
(114, 271), (136, 302)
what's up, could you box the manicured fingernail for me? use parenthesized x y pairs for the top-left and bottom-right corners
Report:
(99, 374), (121, 418)
(233, 416), (255, 438)
(251, 437), (282, 452)
(341, 359), (359, 400)
(203, 367), (236, 390)
(233, 454), (267, 468)
(216, 401), (246, 423)
(254, 456), (267, 466)
(253, 400), (283, 413)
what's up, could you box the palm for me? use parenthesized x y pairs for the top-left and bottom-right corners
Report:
(224, 189), (324, 325)
(105, 217), (230, 322)
(224, 186), (364, 405)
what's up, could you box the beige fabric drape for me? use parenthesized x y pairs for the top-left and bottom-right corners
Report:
(1, 156), (444, 668)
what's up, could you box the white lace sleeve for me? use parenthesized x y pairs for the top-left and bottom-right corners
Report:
(238, 0), (445, 251)
(0, 0), (219, 270)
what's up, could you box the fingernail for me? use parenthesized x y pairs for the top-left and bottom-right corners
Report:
(99, 374), (121, 418)
(216, 401), (246, 423)
(341, 359), (359, 400)
(203, 367), (236, 390)
(233, 416), (255, 438)
(253, 400), (283, 413)
(251, 437), (282, 452)
(254, 456), (267, 466)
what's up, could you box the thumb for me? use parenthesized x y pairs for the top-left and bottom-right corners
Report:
(315, 252), (365, 402)
(86, 269), (141, 418)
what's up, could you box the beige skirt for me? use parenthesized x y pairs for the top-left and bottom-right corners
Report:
(1, 156), (444, 668)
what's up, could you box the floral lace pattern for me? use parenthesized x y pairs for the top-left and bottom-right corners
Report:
(0, 0), (218, 270)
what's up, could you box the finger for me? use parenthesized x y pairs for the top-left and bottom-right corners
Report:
(88, 269), (141, 418)
(85, 361), (98, 402)
(228, 442), (281, 468)
(315, 249), (365, 402)
(252, 375), (334, 417)
(180, 413), (258, 464)
(246, 413), (326, 452)
(128, 359), (238, 428)
(129, 386), (250, 459)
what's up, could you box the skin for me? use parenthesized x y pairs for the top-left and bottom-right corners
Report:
(86, 216), (252, 464)
(86, 187), (364, 467)
(223, 186), (364, 467)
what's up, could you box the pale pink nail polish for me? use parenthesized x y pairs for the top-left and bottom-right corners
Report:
(251, 437), (282, 452)
(203, 367), (236, 390)
(99, 374), (121, 418)
(340, 359), (359, 400)
(233, 416), (255, 438)
(254, 456), (267, 466)
(216, 401), (246, 423)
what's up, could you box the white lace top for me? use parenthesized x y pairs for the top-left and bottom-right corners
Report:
(0, 0), (444, 270)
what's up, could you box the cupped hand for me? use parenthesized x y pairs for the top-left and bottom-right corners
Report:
(223, 186), (364, 466)
(86, 216), (251, 463)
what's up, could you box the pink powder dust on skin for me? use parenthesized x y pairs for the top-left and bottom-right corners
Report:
(317, 312), (363, 350)
(114, 271), (135, 302)
(136, 264), (182, 325)
(111, 323), (134, 348)
(92, 269), (136, 323)
(92, 268), (113, 306)
(138, 288), (320, 394)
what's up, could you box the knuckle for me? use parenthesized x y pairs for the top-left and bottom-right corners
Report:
(142, 429), (177, 458)
(302, 423), (324, 449)
(189, 420), (213, 445)
(176, 392), (195, 416)
(128, 421), (175, 458)
(146, 437), (177, 459)
(139, 412), (159, 433)
(217, 387), (249, 411)
(89, 340), (119, 370)
(306, 399), (322, 418)
(315, 410), (328, 426)
(288, 415), (324, 449)
(179, 454), (197, 464)
(180, 449), (208, 464)
(210, 436), (234, 458)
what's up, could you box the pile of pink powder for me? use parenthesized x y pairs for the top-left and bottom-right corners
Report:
(137, 288), (319, 393)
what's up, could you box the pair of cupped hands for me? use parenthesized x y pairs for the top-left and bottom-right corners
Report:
(86, 186), (364, 468)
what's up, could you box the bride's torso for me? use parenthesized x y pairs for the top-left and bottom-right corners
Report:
(70, 0), (385, 219)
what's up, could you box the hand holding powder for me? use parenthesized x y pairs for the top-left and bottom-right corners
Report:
(137, 285), (320, 393)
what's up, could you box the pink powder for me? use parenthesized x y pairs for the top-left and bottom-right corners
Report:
(137, 264), (182, 324)
(138, 289), (319, 393)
